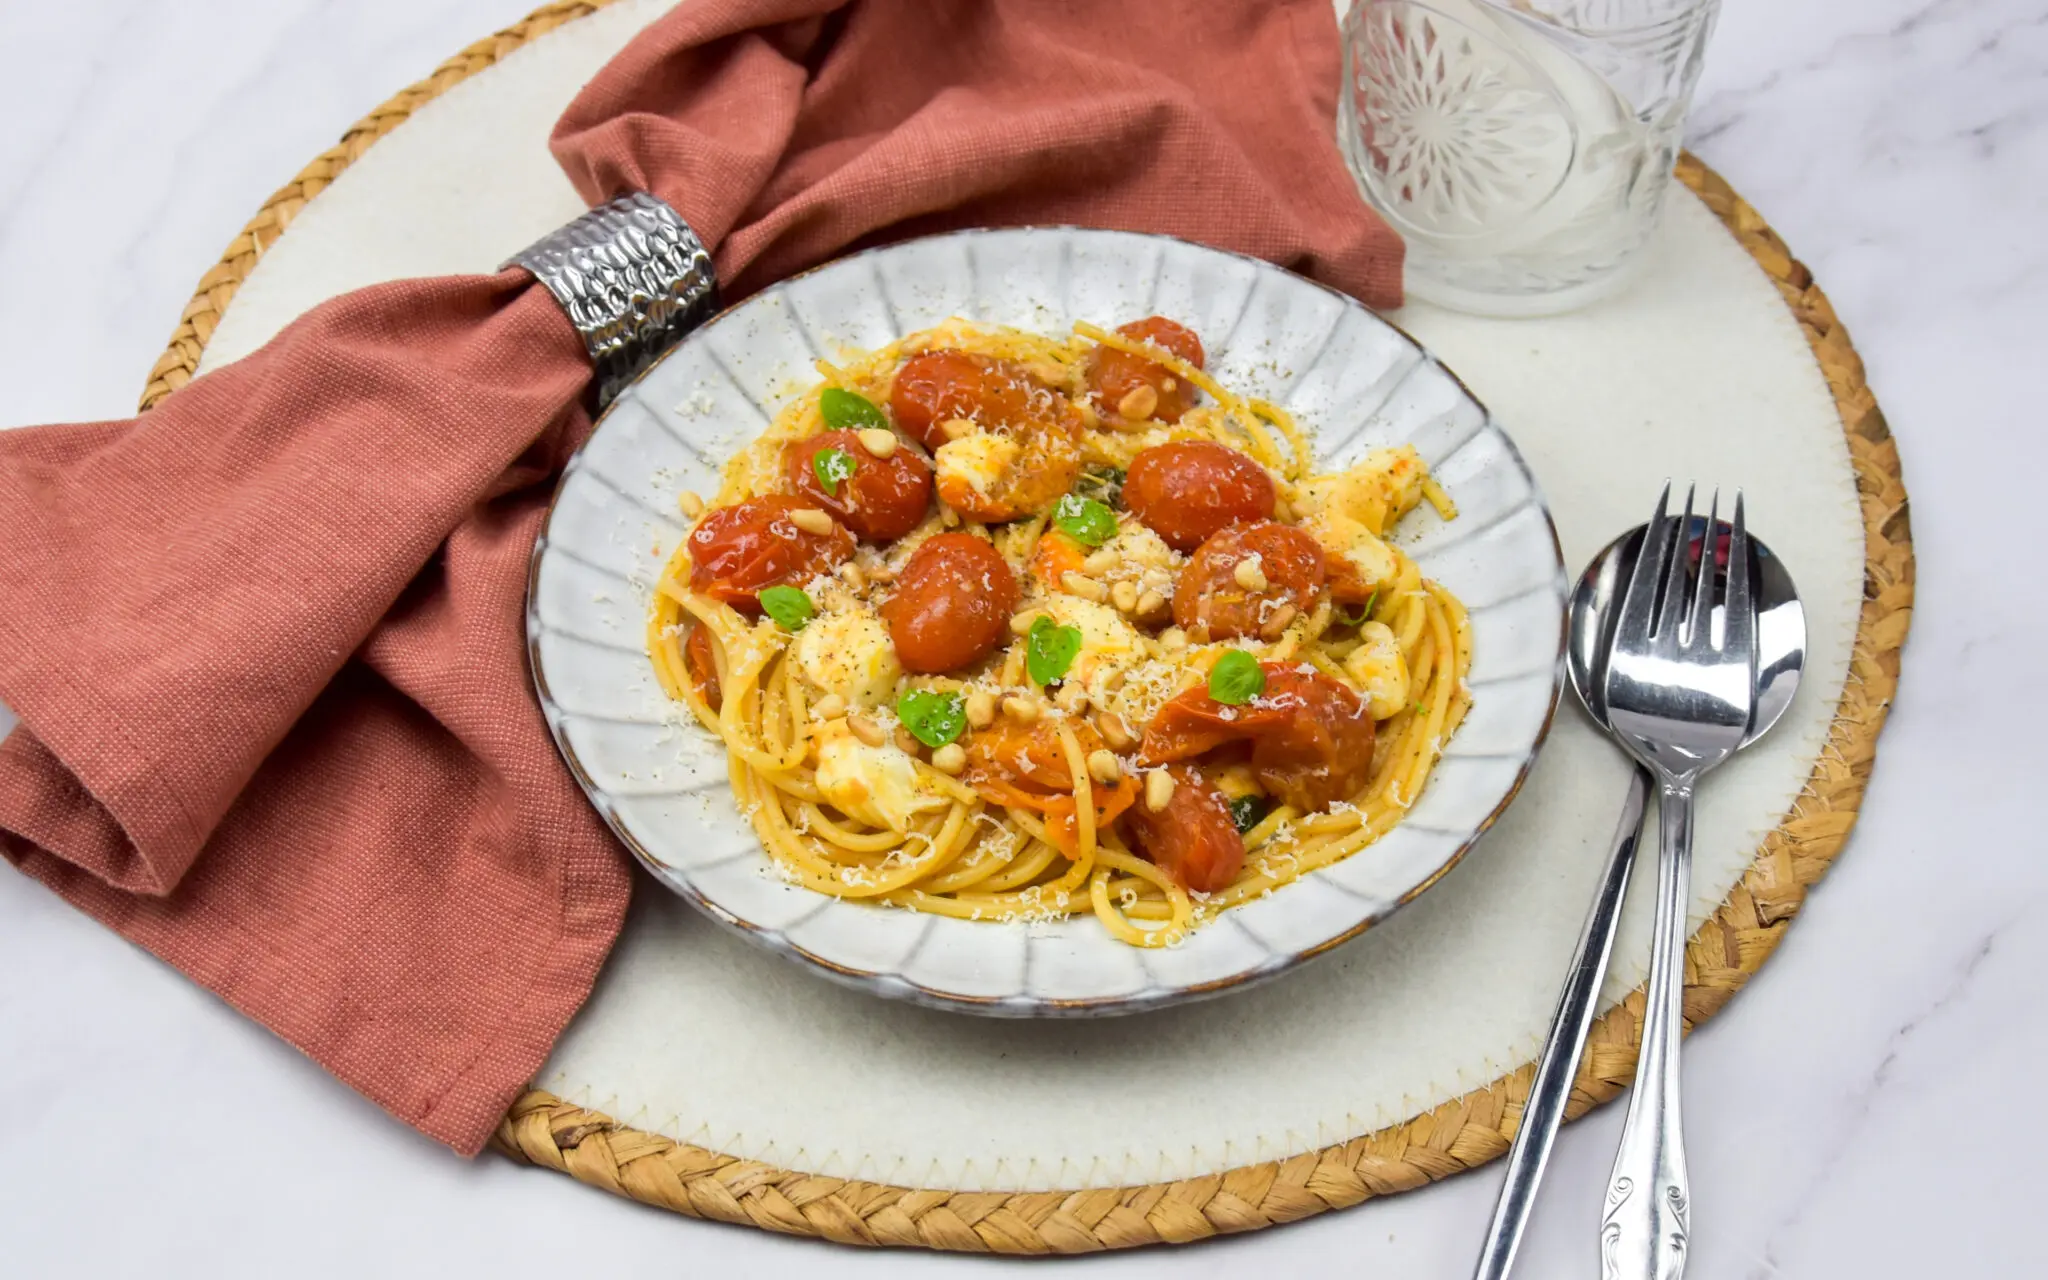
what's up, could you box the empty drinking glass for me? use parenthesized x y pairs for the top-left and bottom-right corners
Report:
(1339, 0), (1720, 316)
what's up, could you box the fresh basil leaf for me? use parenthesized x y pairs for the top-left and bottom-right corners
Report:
(757, 585), (814, 632)
(1052, 493), (1117, 547)
(1337, 588), (1380, 628)
(1075, 465), (1126, 509)
(897, 689), (966, 749)
(1207, 649), (1265, 705)
(819, 387), (886, 430)
(1227, 794), (1270, 834)
(1025, 615), (1083, 686)
(812, 446), (857, 498)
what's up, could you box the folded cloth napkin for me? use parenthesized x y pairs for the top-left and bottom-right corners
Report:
(0, 0), (1400, 1154)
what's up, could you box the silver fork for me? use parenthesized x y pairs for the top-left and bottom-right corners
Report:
(1596, 485), (1757, 1280)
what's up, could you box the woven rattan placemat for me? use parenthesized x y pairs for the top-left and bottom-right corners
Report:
(139, 0), (1913, 1253)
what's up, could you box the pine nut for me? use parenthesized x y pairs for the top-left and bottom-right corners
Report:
(847, 715), (886, 747)
(1010, 610), (1044, 636)
(1145, 769), (1177, 813)
(1233, 554), (1268, 591)
(1055, 680), (1090, 713)
(1061, 571), (1109, 603)
(839, 561), (867, 591)
(930, 743), (966, 775)
(940, 417), (976, 441)
(677, 489), (705, 518)
(895, 727), (922, 755)
(1117, 383), (1159, 421)
(1083, 548), (1120, 576)
(790, 508), (836, 537)
(1086, 749), (1123, 786)
(1160, 626), (1189, 652)
(964, 689), (996, 728)
(1110, 580), (1139, 613)
(1135, 590), (1169, 622)
(1002, 695), (1041, 723)
(857, 428), (898, 458)
(1095, 711), (1135, 751)
(811, 693), (847, 721)
(1260, 602), (1299, 641)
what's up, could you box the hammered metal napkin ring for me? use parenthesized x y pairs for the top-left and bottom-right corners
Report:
(507, 193), (719, 410)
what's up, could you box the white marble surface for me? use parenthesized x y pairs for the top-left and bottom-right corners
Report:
(0, 0), (2041, 1275)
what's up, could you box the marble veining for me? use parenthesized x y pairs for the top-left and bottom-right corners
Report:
(0, 0), (2044, 1276)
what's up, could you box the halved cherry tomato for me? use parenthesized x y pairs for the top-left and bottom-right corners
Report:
(683, 623), (722, 711)
(890, 350), (1064, 450)
(1139, 664), (1376, 813)
(1122, 766), (1244, 893)
(1086, 316), (1205, 422)
(687, 495), (854, 611)
(880, 533), (1019, 673)
(965, 716), (1138, 856)
(1172, 520), (1325, 641)
(784, 429), (932, 543)
(1125, 440), (1276, 553)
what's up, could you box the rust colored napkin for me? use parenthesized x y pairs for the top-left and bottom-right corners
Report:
(0, 0), (1400, 1154)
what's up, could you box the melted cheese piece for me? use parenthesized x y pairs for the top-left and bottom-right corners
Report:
(1295, 445), (1428, 592)
(1043, 594), (1144, 684)
(792, 608), (902, 711)
(1101, 519), (1177, 577)
(1343, 620), (1411, 719)
(1300, 445), (1427, 529)
(934, 430), (1020, 503)
(813, 724), (947, 832)
(1302, 506), (1398, 590)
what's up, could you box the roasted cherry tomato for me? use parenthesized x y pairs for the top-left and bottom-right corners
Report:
(1086, 316), (1205, 422)
(784, 429), (932, 543)
(890, 350), (1063, 451)
(880, 533), (1019, 673)
(1122, 766), (1245, 894)
(1172, 520), (1325, 641)
(1124, 440), (1276, 553)
(687, 495), (854, 611)
(965, 716), (1138, 856)
(1140, 664), (1376, 813)
(683, 623), (722, 711)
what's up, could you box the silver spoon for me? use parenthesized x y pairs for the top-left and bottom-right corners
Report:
(1472, 518), (1804, 1280)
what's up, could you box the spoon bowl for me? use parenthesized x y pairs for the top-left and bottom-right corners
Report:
(1568, 518), (1806, 740)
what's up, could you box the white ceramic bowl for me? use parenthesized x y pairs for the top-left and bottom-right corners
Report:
(527, 227), (1566, 1016)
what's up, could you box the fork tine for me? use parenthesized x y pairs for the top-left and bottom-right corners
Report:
(1653, 484), (1696, 641)
(1615, 483), (1673, 650)
(1724, 491), (1755, 661)
(1686, 489), (1719, 650)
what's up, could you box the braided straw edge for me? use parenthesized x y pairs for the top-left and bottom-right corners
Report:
(139, 0), (1913, 1252)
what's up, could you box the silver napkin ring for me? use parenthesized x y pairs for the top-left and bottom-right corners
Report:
(506, 193), (719, 410)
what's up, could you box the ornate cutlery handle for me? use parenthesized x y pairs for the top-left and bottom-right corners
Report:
(1601, 776), (1694, 1280)
(1472, 767), (1649, 1280)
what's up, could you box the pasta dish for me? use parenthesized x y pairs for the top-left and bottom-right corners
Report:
(648, 315), (1470, 947)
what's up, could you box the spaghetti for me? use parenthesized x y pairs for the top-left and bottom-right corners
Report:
(648, 317), (1471, 947)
